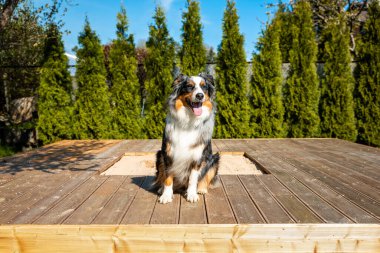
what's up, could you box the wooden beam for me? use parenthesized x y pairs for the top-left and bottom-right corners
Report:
(0, 224), (379, 252)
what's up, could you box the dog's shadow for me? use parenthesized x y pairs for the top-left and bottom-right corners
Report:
(131, 175), (158, 194)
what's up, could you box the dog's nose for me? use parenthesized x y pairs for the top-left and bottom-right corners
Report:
(196, 93), (204, 100)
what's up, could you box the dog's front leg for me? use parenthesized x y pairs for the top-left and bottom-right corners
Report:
(186, 169), (200, 203)
(159, 176), (173, 204)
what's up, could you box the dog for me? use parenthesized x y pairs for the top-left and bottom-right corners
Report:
(154, 73), (220, 204)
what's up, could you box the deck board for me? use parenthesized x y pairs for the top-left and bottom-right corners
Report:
(221, 175), (265, 223)
(0, 139), (379, 225)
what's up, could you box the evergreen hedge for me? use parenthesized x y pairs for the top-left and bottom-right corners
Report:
(250, 12), (284, 138)
(73, 18), (113, 139)
(37, 23), (73, 144)
(214, 0), (251, 138)
(179, 0), (206, 75)
(319, 15), (356, 141)
(109, 6), (144, 139)
(144, 6), (176, 139)
(355, 0), (380, 147)
(283, 0), (320, 138)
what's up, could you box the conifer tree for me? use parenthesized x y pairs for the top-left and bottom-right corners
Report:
(144, 6), (175, 138)
(214, 0), (251, 138)
(250, 13), (284, 138)
(283, 0), (320, 137)
(179, 0), (206, 75)
(277, 3), (292, 63)
(73, 17), (112, 139)
(109, 5), (144, 139)
(37, 23), (73, 144)
(319, 15), (356, 141)
(355, 0), (380, 147)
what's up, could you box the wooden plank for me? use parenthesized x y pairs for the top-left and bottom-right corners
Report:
(244, 152), (353, 223)
(239, 175), (294, 223)
(1, 224), (379, 253)
(204, 181), (236, 224)
(121, 176), (157, 224)
(150, 194), (180, 224)
(211, 140), (221, 152)
(179, 194), (207, 224)
(245, 151), (379, 223)
(9, 172), (92, 224)
(310, 151), (380, 184)
(289, 140), (380, 191)
(258, 176), (322, 223)
(256, 140), (380, 219)
(278, 154), (380, 218)
(0, 173), (71, 224)
(63, 176), (126, 224)
(220, 175), (264, 223)
(0, 173), (17, 186)
(92, 176), (145, 224)
(274, 173), (352, 223)
(212, 139), (229, 152)
(0, 172), (52, 206)
(33, 176), (107, 224)
(292, 138), (380, 166)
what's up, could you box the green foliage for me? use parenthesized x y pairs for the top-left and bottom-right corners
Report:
(250, 14), (284, 138)
(109, 5), (144, 139)
(144, 6), (175, 138)
(319, 15), (356, 141)
(179, 0), (206, 75)
(206, 47), (216, 63)
(0, 1), (44, 108)
(214, 0), (251, 138)
(0, 144), (16, 157)
(37, 23), (73, 144)
(277, 3), (292, 63)
(354, 0), (380, 147)
(73, 18), (112, 139)
(283, 0), (320, 137)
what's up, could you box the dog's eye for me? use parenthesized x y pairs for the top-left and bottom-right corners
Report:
(186, 85), (194, 92)
(201, 83), (209, 92)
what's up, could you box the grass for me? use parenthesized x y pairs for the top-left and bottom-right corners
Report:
(0, 145), (16, 158)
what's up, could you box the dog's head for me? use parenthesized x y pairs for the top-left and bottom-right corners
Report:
(170, 73), (216, 117)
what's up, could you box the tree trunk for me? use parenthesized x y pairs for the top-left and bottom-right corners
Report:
(0, 0), (20, 31)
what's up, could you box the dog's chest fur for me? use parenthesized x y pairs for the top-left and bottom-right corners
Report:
(165, 113), (214, 182)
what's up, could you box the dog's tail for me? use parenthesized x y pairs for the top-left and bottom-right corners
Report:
(199, 152), (220, 187)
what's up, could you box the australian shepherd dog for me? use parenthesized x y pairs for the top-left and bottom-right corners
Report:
(154, 73), (220, 204)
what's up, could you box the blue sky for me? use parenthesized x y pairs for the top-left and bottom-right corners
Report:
(47, 0), (277, 60)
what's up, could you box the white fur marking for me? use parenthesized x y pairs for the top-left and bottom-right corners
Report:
(187, 169), (200, 203)
(159, 184), (173, 204)
(190, 76), (205, 102)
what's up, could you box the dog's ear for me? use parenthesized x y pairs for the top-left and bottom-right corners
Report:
(199, 73), (216, 98)
(173, 73), (188, 87)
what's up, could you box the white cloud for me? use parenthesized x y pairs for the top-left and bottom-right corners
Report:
(65, 52), (77, 61)
(159, 0), (174, 11)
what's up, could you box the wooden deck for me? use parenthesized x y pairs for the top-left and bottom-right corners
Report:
(0, 138), (379, 225)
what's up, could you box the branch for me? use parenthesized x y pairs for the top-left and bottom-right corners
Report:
(0, 0), (20, 31)
(349, 32), (356, 54)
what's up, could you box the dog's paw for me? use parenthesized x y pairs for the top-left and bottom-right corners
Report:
(186, 192), (199, 203)
(159, 192), (173, 204)
(197, 188), (208, 195)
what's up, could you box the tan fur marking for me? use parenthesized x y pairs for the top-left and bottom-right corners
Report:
(200, 80), (206, 86)
(203, 100), (213, 111)
(165, 142), (172, 156)
(175, 99), (184, 111)
(164, 176), (173, 186)
(198, 166), (217, 192)
(176, 93), (192, 111)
